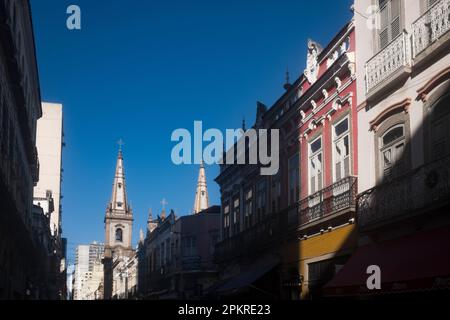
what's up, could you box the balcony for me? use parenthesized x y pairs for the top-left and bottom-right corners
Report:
(358, 155), (450, 230)
(288, 176), (358, 228)
(412, 0), (450, 59)
(215, 212), (282, 264)
(365, 0), (450, 96)
(365, 32), (412, 95)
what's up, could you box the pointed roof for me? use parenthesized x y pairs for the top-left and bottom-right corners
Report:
(193, 162), (209, 214)
(108, 149), (130, 214)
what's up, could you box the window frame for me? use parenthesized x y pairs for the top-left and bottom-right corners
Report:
(376, 0), (403, 51)
(308, 136), (324, 195)
(373, 109), (411, 182)
(332, 116), (351, 183)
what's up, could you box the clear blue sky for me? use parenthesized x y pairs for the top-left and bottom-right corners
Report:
(30, 0), (353, 265)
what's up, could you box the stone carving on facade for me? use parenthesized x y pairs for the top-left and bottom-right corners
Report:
(304, 39), (321, 84)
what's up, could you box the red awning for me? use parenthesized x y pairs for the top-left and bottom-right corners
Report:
(324, 226), (450, 296)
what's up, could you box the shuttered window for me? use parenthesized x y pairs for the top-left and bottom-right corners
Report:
(379, 0), (401, 49)
(428, 0), (439, 8)
(431, 94), (450, 160)
(333, 118), (351, 182)
(309, 137), (323, 195)
(380, 125), (405, 179)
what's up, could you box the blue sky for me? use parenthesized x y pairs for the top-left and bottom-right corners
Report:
(30, 0), (353, 265)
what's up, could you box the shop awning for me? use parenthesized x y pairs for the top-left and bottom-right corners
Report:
(324, 226), (450, 296)
(217, 255), (279, 294)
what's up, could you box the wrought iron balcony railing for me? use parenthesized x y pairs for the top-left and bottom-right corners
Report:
(288, 176), (358, 227)
(358, 155), (450, 229)
(412, 0), (450, 58)
(365, 31), (412, 94)
(215, 176), (357, 263)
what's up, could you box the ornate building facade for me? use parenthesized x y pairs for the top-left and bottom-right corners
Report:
(325, 0), (450, 296)
(214, 22), (358, 300)
(103, 149), (134, 299)
(0, 0), (45, 299)
(138, 165), (220, 299)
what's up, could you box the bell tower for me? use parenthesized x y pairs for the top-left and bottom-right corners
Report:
(103, 143), (134, 299)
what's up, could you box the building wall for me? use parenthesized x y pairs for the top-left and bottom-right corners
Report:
(73, 245), (89, 300)
(0, 0), (43, 299)
(355, 0), (450, 193)
(34, 102), (63, 236)
(282, 224), (357, 299)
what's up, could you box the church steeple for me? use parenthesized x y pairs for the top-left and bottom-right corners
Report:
(108, 148), (130, 213)
(103, 143), (134, 300)
(193, 162), (209, 214)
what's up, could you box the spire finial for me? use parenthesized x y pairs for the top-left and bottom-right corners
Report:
(160, 198), (168, 211)
(148, 208), (153, 221)
(117, 138), (125, 149)
(284, 68), (291, 90)
(242, 117), (246, 131)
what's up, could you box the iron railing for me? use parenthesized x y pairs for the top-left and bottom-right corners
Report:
(215, 176), (358, 263)
(412, 0), (450, 58)
(358, 155), (450, 229)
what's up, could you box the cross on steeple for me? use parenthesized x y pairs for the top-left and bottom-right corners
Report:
(117, 139), (125, 151)
(160, 198), (168, 210)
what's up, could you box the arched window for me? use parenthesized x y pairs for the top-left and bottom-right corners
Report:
(430, 93), (450, 161)
(380, 124), (405, 179)
(115, 228), (123, 242)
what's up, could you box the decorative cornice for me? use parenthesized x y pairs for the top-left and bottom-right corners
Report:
(369, 98), (412, 132)
(417, 66), (450, 102)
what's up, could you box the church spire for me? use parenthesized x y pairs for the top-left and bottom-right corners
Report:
(193, 162), (209, 214)
(108, 145), (130, 213)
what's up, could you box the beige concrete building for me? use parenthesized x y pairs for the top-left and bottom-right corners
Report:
(33, 102), (65, 298)
(34, 103), (63, 237)
(73, 242), (104, 300)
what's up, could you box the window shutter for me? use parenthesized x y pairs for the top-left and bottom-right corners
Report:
(390, 0), (401, 39)
(428, 0), (439, 8)
(344, 157), (350, 178)
(335, 161), (342, 181)
(318, 172), (323, 191)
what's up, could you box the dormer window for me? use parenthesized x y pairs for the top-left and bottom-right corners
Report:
(117, 202), (123, 208)
(118, 183), (122, 188)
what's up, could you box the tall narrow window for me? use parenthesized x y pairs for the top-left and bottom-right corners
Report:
(380, 125), (405, 179)
(271, 179), (281, 213)
(431, 94), (450, 160)
(115, 228), (123, 242)
(244, 189), (253, 229)
(223, 203), (230, 239)
(379, 0), (401, 49)
(333, 118), (351, 182)
(232, 196), (240, 235)
(288, 154), (300, 205)
(309, 137), (323, 195)
(256, 179), (267, 222)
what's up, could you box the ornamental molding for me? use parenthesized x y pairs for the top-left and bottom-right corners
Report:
(369, 98), (412, 132)
(417, 66), (450, 102)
